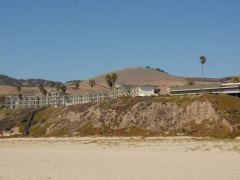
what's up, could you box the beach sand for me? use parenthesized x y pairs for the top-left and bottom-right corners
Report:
(0, 137), (240, 180)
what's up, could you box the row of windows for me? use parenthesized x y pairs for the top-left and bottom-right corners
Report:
(2, 90), (130, 109)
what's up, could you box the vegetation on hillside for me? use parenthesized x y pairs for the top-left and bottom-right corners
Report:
(0, 94), (239, 138)
(145, 66), (167, 73)
(38, 84), (47, 96)
(0, 74), (62, 87)
(232, 77), (240, 83)
(105, 73), (118, 88)
(0, 108), (34, 135)
(89, 79), (96, 88)
(74, 81), (80, 89)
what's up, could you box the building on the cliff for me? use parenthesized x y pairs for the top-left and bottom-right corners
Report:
(115, 84), (160, 97)
(4, 89), (70, 109)
(168, 83), (240, 97)
(130, 84), (160, 96)
(2, 84), (160, 109)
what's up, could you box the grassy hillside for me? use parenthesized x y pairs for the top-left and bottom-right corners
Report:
(79, 67), (187, 94)
(0, 94), (239, 138)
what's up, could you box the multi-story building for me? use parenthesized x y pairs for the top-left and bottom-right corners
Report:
(1, 84), (160, 109)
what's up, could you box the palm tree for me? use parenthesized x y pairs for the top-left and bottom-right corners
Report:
(105, 74), (111, 87)
(18, 93), (23, 100)
(41, 89), (48, 96)
(105, 73), (118, 88)
(89, 79), (96, 88)
(111, 73), (118, 84)
(38, 84), (47, 96)
(54, 83), (61, 91)
(16, 86), (22, 93)
(38, 84), (44, 91)
(16, 86), (23, 105)
(199, 56), (207, 81)
(74, 81), (80, 89)
(60, 85), (67, 93)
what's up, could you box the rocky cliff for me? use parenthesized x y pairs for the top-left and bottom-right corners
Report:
(0, 94), (240, 138)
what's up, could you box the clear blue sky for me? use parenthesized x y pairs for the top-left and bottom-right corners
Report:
(0, 0), (239, 82)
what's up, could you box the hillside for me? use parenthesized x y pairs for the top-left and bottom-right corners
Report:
(85, 67), (184, 86)
(0, 67), (187, 95)
(80, 67), (187, 94)
(0, 86), (40, 96)
(0, 74), (21, 87)
(0, 67), (235, 95)
(1, 94), (240, 138)
(0, 74), (61, 87)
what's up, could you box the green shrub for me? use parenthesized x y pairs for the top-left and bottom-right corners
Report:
(30, 126), (47, 137)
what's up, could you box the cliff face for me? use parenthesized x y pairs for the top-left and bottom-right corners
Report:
(0, 95), (240, 138)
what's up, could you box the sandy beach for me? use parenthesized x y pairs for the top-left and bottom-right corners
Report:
(0, 137), (240, 180)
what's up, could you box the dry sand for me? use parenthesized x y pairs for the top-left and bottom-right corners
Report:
(0, 137), (240, 180)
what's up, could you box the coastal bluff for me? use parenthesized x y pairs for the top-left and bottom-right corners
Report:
(0, 94), (240, 138)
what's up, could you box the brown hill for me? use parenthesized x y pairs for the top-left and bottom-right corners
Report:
(0, 86), (40, 96)
(0, 67), (187, 95)
(0, 74), (61, 87)
(1, 67), (230, 96)
(78, 67), (186, 94)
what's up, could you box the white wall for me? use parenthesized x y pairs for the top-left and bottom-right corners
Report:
(137, 85), (158, 96)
